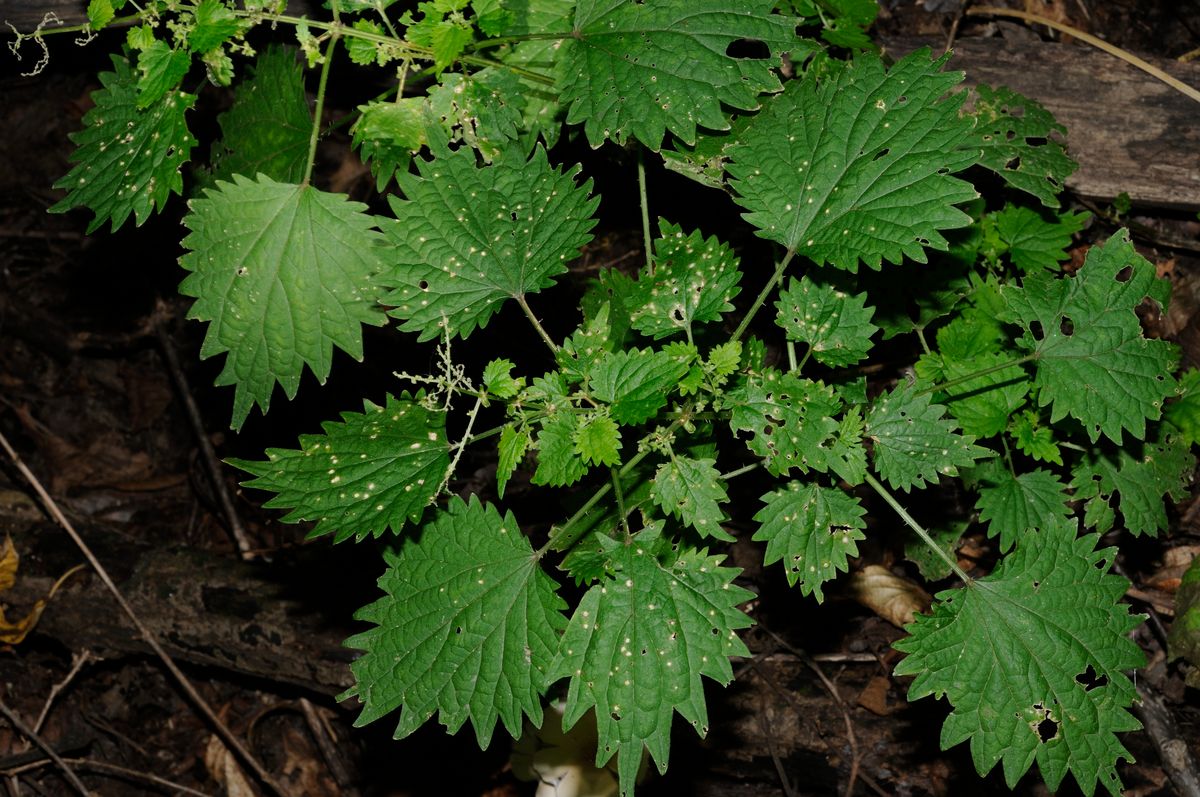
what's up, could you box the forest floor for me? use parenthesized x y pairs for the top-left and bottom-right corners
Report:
(1, 1), (1200, 795)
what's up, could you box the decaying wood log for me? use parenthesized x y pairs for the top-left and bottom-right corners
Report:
(882, 34), (1200, 210)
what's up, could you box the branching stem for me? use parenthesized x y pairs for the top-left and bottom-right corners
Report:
(865, 472), (973, 584)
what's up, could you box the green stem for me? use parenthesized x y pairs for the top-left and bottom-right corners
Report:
(468, 31), (575, 52)
(917, 353), (1037, 398)
(865, 473), (973, 584)
(915, 326), (932, 355)
(719, 462), (760, 481)
(797, 344), (812, 373)
(610, 467), (631, 538)
(786, 341), (798, 373)
(732, 248), (796, 342)
(303, 34), (339, 186)
(638, 148), (654, 274)
(516, 295), (559, 355)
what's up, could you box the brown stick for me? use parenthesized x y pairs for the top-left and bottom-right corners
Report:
(0, 695), (89, 796)
(2, 757), (215, 797)
(155, 314), (255, 560)
(0, 429), (287, 797)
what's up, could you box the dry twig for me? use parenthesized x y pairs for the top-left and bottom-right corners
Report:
(0, 695), (89, 796)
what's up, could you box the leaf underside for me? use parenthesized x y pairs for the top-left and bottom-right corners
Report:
(179, 175), (388, 429)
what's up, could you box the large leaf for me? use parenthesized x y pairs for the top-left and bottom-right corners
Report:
(208, 45), (311, 186)
(558, 0), (805, 149)
(726, 49), (978, 270)
(343, 496), (567, 747)
(546, 525), (753, 795)
(866, 382), (990, 492)
(1002, 230), (1178, 444)
(179, 175), (388, 429)
(227, 393), (449, 543)
(51, 55), (196, 233)
(895, 516), (1145, 796)
(753, 482), (866, 600)
(381, 142), (598, 340)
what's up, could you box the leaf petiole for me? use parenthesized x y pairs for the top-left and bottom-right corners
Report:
(865, 472), (973, 584)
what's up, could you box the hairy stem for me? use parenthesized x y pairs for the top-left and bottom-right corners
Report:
(733, 248), (797, 342)
(516, 294), (560, 355)
(610, 467), (631, 538)
(865, 472), (973, 584)
(638, 148), (654, 274)
(303, 35), (338, 186)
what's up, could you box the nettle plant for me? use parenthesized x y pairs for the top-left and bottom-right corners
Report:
(40, 0), (1200, 793)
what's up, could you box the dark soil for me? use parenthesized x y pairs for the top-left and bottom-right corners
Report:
(1, 2), (1199, 795)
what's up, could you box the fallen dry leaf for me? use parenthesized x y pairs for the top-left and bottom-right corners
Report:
(204, 734), (257, 797)
(846, 565), (932, 629)
(0, 536), (83, 647)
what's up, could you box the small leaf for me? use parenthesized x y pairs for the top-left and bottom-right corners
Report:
(1009, 410), (1063, 466)
(558, 0), (805, 149)
(866, 382), (990, 492)
(483, 358), (523, 399)
(546, 525), (753, 795)
(1071, 430), (1195, 537)
(895, 516), (1145, 795)
(51, 55), (196, 233)
(976, 468), (1071, 552)
(1002, 230), (1178, 444)
(87, 0), (114, 30)
(207, 46), (311, 186)
(189, 0), (244, 53)
(775, 276), (878, 367)
(589, 349), (689, 425)
(904, 520), (969, 582)
(344, 496), (567, 748)
(968, 85), (1077, 209)
(727, 49), (978, 270)
(532, 414), (590, 487)
(347, 19), (386, 65)
(990, 204), (1088, 273)
(179, 176), (388, 429)
(497, 423), (531, 498)
(651, 457), (733, 542)
(574, 413), (622, 467)
(935, 352), (1030, 438)
(382, 143), (598, 341)
(351, 98), (425, 191)
(726, 369), (842, 477)
(136, 40), (192, 108)
(627, 220), (742, 340)
(753, 482), (866, 600)
(1165, 368), (1200, 445)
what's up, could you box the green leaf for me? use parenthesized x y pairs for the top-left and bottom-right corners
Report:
(627, 220), (742, 340)
(426, 70), (525, 161)
(208, 46), (311, 186)
(558, 0), (805, 149)
(589, 349), (688, 425)
(493, 0), (574, 148)
(968, 85), (1077, 209)
(1002, 230), (1178, 444)
(497, 423), (531, 498)
(935, 352), (1030, 438)
(1010, 410), (1063, 466)
(976, 468), (1071, 553)
(894, 516), (1145, 795)
(344, 496), (567, 747)
(727, 49), (978, 270)
(382, 143), (597, 341)
(904, 520), (968, 582)
(87, 0), (114, 30)
(346, 20), (386, 65)
(136, 41), (192, 108)
(351, 98), (425, 191)
(50, 56), (196, 233)
(1165, 368), (1200, 445)
(866, 383), (990, 492)
(753, 482), (866, 600)
(532, 413), (590, 487)
(228, 393), (448, 543)
(1070, 431), (1195, 537)
(990, 204), (1088, 273)
(650, 457), (733, 542)
(179, 176), (387, 429)
(546, 525), (753, 795)
(189, 0), (244, 53)
(775, 276), (878, 367)
(126, 23), (155, 50)
(483, 358), (524, 399)
(726, 370), (842, 477)
(430, 19), (474, 70)
(1168, 556), (1200, 688)
(574, 412), (622, 467)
